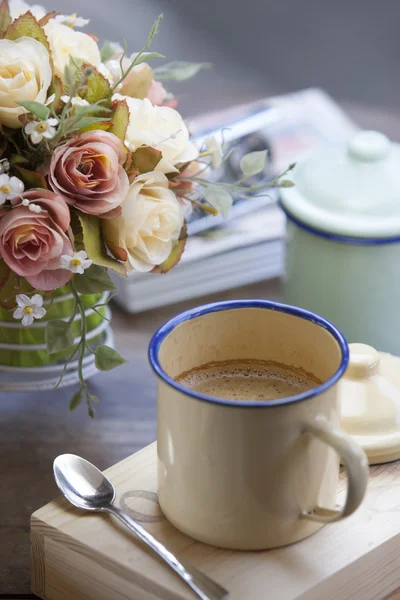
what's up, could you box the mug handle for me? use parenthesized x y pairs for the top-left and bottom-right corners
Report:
(301, 417), (369, 523)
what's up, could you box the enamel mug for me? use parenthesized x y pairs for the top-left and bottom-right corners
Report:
(280, 130), (400, 355)
(149, 300), (369, 550)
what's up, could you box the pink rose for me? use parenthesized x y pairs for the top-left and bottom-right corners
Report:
(0, 190), (73, 291)
(49, 131), (129, 216)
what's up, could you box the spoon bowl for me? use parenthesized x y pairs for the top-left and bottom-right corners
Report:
(53, 454), (115, 511)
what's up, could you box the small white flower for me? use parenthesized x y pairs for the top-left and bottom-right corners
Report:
(204, 136), (223, 168)
(13, 294), (46, 327)
(0, 159), (10, 175)
(60, 251), (92, 275)
(61, 95), (90, 107)
(53, 13), (90, 28)
(0, 174), (24, 205)
(24, 118), (59, 145)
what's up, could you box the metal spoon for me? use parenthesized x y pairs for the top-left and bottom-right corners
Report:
(53, 454), (228, 600)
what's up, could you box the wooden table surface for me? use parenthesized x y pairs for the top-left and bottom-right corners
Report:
(2, 100), (400, 599)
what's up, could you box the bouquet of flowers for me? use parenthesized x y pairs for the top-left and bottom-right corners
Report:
(0, 0), (293, 414)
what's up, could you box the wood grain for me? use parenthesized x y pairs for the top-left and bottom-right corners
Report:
(31, 443), (400, 600)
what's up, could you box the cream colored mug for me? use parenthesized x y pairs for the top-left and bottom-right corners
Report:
(149, 300), (369, 550)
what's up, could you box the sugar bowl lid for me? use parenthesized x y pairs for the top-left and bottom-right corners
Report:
(280, 130), (400, 239)
(340, 343), (400, 464)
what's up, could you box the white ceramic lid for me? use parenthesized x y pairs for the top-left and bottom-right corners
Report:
(280, 130), (400, 238)
(340, 343), (400, 464)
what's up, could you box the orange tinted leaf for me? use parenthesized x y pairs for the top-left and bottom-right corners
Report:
(109, 98), (129, 144)
(152, 224), (187, 274)
(38, 11), (57, 26)
(15, 166), (48, 190)
(0, 0), (11, 36)
(131, 146), (162, 173)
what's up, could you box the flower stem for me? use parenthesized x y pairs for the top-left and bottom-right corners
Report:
(69, 281), (95, 417)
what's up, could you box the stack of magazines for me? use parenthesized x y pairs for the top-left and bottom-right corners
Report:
(112, 88), (357, 313)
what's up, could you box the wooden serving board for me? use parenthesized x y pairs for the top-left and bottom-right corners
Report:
(31, 443), (400, 600)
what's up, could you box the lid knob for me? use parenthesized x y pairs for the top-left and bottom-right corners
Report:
(346, 343), (380, 378)
(348, 130), (390, 162)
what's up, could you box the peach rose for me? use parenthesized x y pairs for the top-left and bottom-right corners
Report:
(49, 131), (129, 215)
(105, 58), (177, 107)
(0, 190), (73, 291)
(147, 80), (177, 108)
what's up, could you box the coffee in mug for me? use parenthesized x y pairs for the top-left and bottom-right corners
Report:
(176, 358), (321, 402)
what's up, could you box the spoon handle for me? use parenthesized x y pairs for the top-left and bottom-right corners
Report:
(106, 504), (228, 600)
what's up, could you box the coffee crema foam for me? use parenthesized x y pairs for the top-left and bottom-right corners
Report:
(176, 359), (321, 402)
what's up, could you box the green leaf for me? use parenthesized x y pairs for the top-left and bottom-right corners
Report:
(16, 101), (50, 121)
(131, 147), (162, 173)
(109, 98), (130, 144)
(63, 63), (75, 89)
(73, 265), (118, 295)
(94, 345), (127, 371)
(5, 12), (50, 53)
(15, 166), (48, 190)
(73, 116), (112, 130)
(100, 40), (117, 62)
(87, 403), (95, 419)
(72, 212), (127, 276)
(69, 63), (112, 105)
(147, 13), (163, 45)
(10, 154), (29, 166)
(114, 14), (163, 89)
(69, 389), (83, 412)
(46, 320), (75, 355)
(48, 74), (63, 113)
(89, 393), (100, 403)
(84, 68), (112, 104)
(0, 0), (11, 37)
(132, 51), (164, 67)
(203, 187), (233, 219)
(153, 61), (211, 82)
(279, 179), (295, 188)
(74, 104), (112, 117)
(240, 150), (268, 178)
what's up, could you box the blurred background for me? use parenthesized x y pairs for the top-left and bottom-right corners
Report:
(48, 0), (399, 116)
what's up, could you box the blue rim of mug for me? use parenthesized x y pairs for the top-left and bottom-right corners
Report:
(279, 201), (400, 245)
(148, 300), (349, 408)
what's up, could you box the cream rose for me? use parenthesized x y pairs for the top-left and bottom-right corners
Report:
(45, 21), (101, 78)
(102, 171), (184, 272)
(0, 37), (52, 129)
(114, 94), (198, 173)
